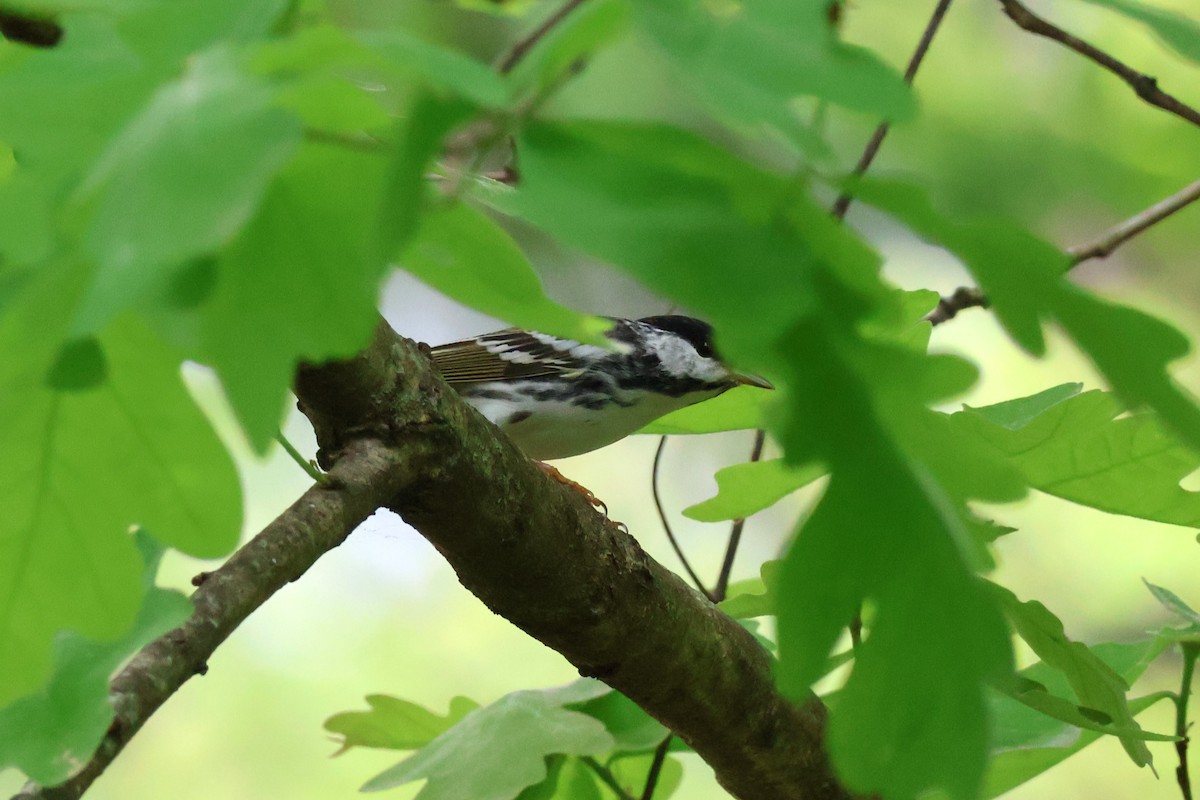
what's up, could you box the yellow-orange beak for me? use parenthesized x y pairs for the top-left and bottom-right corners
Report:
(733, 372), (774, 390)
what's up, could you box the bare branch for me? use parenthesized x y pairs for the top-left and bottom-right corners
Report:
(20, 322), (855, 800)
(930, 176), (1200, 326)
(13, 434), (419, 800)
(496, 0), (588, 74)
(997, 0), (1200, 129)
(926, 287), (989, 326)
(1068, 178), (1200, 267)
(713, 430), (767, 602)
(832, 0), (956, 219)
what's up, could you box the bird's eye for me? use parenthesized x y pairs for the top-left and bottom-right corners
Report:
(694, 339), (715, 359)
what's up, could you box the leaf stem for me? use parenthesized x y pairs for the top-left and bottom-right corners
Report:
(496, 0), (588, 74)
(639, 735), (674, 800)
(996, 0), (1200, 129)
(651, 436), (711, 599)
(580, 756), (636, 800)
(1175, 642), (1199, 800)
(1067, 178), (1200, 268)
(714, 430), (767, 602)
(275, 431), (328, 485)
(831, 0), (955, 219)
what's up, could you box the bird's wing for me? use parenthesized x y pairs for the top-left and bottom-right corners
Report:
(429, 329), (594, 385)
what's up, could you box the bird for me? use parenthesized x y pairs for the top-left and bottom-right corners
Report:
(428, 315), (773, 462)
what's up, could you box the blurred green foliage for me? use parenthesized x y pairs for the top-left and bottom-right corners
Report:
(2, 0), (1200, 798)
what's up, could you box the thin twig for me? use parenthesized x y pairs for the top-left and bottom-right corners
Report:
(275, 432), (328, 485)
(496, 0), (588, 74)
(831, 0), (956, 219)
(713, 430), (767, 602)
(640, 735), (674, 800)
(1174, 643), (1199, 800)
(580, 756), (637, 800)
(651, 436), (711, 598)
(925, 287), (989, 326)
(997, 0), (1200, 130)
(929, 175), (1200, 325)
(1067, 178), (1200, 267)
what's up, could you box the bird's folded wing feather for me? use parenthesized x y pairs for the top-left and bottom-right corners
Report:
(429, 329), (588, 385)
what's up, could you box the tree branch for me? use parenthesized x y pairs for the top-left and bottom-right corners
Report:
(1067, 177), (1200, 267)
(14, 435), (418, 800)
(996, 0), (1200, 129)
(496, 0), (588, 74)
(20, 321), (854, 800)
(927, 175), (1200, 325)
(831, 0), (956, 219)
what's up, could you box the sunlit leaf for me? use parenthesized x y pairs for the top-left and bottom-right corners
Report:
(568, 687), (667, 752)
(988, 583), (1154, 766)
(0, 531), (191, 784)
(857, 178), (1200, 451)
(984, 639), (1171, 797)
(640, 387), (770, 434)
(201, 142), (390, 451)
(718, 560), (780, 619)
(955, 389), (1200, 527)
(0, 268), (241, 706)
(74, 46), (302, 331)
(632, 0), (911, 150)
(400, 201), (609, 345)
(683, 458), (824, 522)
(325, 695), (480, 755)
(362, 680), (615, 798)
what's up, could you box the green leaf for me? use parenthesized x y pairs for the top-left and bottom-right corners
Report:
(400, 201), (609, 345)
(357, 28), (509, 108)
(1144, 580), (1200, 642)
(0, 15), (160, 264)
(988, 583), (1155, 766)
(1145, 580), (1200, 625)
(954, 389), (1200, 527)
(325, 695), (480, 755)
(632, 0), (912, 150)
(965, 383), (1083, 430)
(984, 639), (1171, 797)
(515, 119), (1012, 799)
(73, 46), (302, 332)
(362, 680), (615, 798)
(113, 0), (289, 68)
(857, 178), (1200, 452)
(718, 560), (780, 619)
(377, 92), (477, 264)
(1078, 0), (1200, 64)
(608, 751), (683, 799)
(505, 0), (630, 97)
(516, 757), (602, 800)
(640, 386), (770, 434)
(0, 530), (191, 784)
(0, 268), (241, 705)
(994, 678), (1174, 742)
(683, 458), (824, 522)
(568, 689), (667, 752)
(45, 336), (107, 391)
(200, 142), (389, 451)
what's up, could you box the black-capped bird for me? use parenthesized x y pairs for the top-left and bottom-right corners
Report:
(429, 315), (773, 461)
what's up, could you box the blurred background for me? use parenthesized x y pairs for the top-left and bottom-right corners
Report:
(5, 0), (1200, 797)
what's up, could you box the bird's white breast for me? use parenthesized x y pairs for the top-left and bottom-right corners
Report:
(464, 382), (724, 461)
